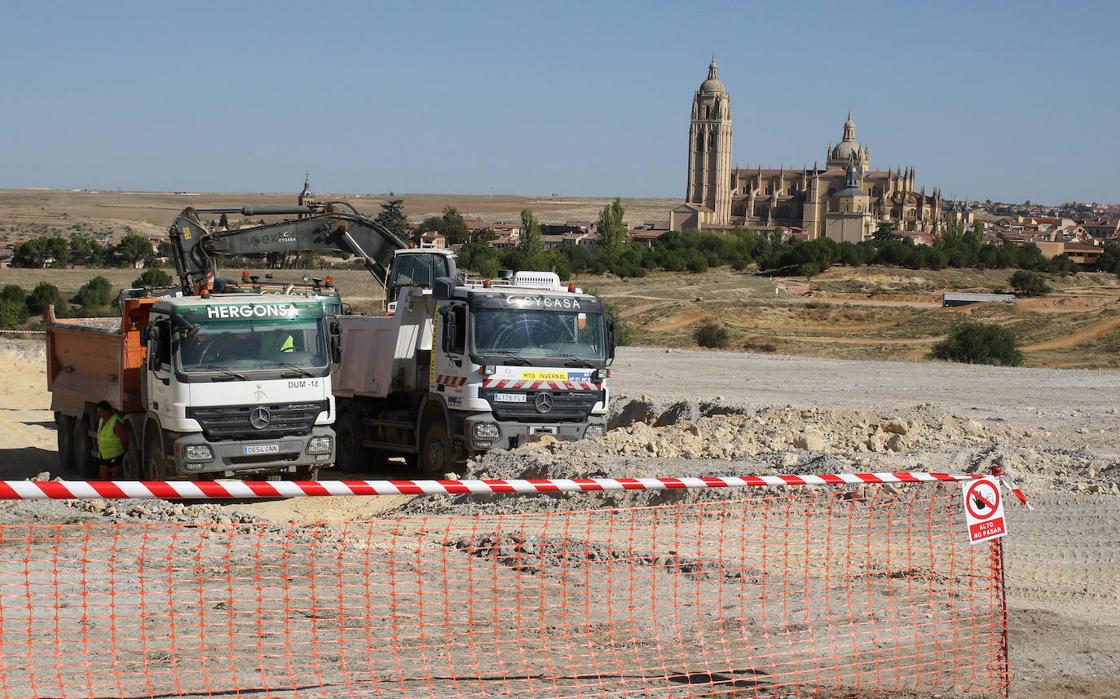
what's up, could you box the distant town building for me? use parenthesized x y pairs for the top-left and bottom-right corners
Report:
(670, 57), (945, 241)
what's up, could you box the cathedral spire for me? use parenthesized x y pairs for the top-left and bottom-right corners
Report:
(708, 52), (719, 80)
(842, 111), (856, 142)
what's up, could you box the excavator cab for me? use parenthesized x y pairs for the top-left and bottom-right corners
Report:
(386, 249), (457, 307)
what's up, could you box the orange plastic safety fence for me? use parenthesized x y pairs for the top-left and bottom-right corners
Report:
(0, 484), (1007, 698)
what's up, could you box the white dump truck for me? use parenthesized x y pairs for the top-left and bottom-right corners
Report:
(333, 268), (615, 475)
(47, 293), (337, 479)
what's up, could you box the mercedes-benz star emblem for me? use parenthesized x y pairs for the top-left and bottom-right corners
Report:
(534, 392), (554, 414)
(249, 407), (271, 430)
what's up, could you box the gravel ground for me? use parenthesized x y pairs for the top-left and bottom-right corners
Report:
(0, 342), (1117, 696)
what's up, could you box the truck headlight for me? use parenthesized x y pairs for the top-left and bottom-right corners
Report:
(184, 445), (214, 462)
(473, 422), (500, 440)
(306, 436), (334, 455)
(584, 425), (605, 440)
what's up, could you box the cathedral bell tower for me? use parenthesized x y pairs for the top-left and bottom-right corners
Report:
(685, 55), (732, 225)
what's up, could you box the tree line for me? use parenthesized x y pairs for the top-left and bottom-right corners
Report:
(0, 270), (173, 329)
(8, 233), (167, 269)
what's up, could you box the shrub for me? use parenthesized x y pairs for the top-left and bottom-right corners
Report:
(74, 276), (113, 308)
(929, 322), (1023, 367)
(0, 299), (26, 329)
(693, 320), (730, 349)
(0, 284), (28, 322)
(27, 282), (66, 316)
(1009, 270), (1050, 297)
(133, 268), (173, 288)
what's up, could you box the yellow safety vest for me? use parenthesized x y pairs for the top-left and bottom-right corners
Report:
(97, 414), (125, 460)
(280, 334), (294, 352)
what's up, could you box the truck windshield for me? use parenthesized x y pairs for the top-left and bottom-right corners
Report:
(471, 308), (605, 364)
(177, 319), (327, 373)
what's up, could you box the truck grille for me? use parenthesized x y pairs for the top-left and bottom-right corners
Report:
(187, 401), (328, 441)
(481, 389), (601, 423)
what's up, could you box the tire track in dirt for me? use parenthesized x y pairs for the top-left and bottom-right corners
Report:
(1022, 314), (1120, 352)
(645, 311), (710, 332)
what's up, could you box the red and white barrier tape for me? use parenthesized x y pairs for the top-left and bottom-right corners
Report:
(0, 472), (983, 500)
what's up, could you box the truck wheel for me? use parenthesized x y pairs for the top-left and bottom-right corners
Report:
(73, 415), (98, 478)
(419, 422), (454, 478)
(56, 414), (76, 474)
(143, 427), (167, 481)
(334, 410), (360, 471)
(121, 429), (142, 480)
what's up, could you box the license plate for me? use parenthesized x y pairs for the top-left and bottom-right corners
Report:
(493, 393), (527, 403)
(243, 444), (280, 456)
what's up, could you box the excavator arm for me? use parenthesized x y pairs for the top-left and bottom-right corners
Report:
(169, 202), (407, 295)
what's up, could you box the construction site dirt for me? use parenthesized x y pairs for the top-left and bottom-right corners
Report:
(0, 340), (1117, 697)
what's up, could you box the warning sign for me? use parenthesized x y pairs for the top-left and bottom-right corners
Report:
(962, 477), (1007, 544)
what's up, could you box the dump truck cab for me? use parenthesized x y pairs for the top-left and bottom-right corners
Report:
(331, 269), (614, 476)
(432, 272), (611, 454)
(141, 294), (336, 477)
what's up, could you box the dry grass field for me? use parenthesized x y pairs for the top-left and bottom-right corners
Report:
(0, 188), (676, 244)
(586, 266), (1120, 369)
(3, 188), (1118, 370)
(5, 264), (1119, 370)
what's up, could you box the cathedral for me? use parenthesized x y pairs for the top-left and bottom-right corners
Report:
(669, 57), (944, 241)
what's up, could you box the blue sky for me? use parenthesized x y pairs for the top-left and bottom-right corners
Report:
(1, 1), (1117, 205)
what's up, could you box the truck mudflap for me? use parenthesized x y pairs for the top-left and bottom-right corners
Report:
(170, 426), (335, 477)
(461, 413), (607, 452)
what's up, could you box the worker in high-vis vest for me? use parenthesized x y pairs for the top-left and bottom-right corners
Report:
(96, 400), (129, 480)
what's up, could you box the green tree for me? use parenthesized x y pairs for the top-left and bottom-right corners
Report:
(415, 206), (470, 245)
(517, 209), (547, 269)
(929, 322), (1023, 367)
(375, 199), (408, 238)
(13, 236), (69, 268)
(873, 221), (896, 241)
(0, 285), (29, 327)
(595, 198), (627, 257)
(74, 276), (113, 308)
(27, 282), (66, 316)
(1009, 270), (1050, 297)
(133, 268), (174, 288)
(474, 255), (501, 278)
(439, 206), (469, 245)
(0, 299), (26, 329)
(113, 234), (154, 267)
(0, 284), (26, 307)
(68, 234), (106, 266)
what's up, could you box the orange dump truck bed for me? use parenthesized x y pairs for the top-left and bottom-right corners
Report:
(45, 298), (155, 416)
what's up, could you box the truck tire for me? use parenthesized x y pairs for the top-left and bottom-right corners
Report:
(143, 426), (167, 481)
(334, 410), (360, 471)
(72, 415), (98, 478)
(121, 426), (142, 480)
(55, 413), (76, 474)
(419, 422), (461, 478)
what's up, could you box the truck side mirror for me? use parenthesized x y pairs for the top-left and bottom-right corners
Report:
(606, 315), (617, 361)
(433, 276), (456, 300)
(146, 325), (161, 369)
(440, 308), (456, 353)
(328, 320), (342, 364)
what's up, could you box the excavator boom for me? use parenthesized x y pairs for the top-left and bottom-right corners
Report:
(170, 203), (408, 294)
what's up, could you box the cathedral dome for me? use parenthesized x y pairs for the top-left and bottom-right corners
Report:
(830, 141), (863, 162)
(699, 56), (726, 93)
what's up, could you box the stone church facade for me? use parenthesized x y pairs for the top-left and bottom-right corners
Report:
(670, 58), (944, 241)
